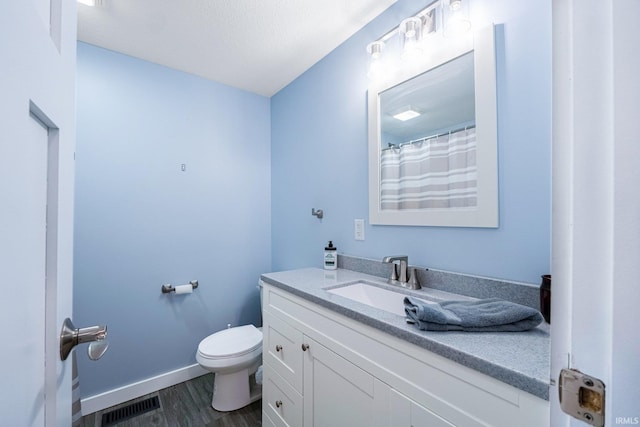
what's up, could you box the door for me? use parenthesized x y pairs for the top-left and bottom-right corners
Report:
(551, 0), (640, 425)
(0, 0), (77, 425)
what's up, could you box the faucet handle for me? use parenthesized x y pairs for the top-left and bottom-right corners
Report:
(407, 268), (421, 290)
(389, 263), (399, 281)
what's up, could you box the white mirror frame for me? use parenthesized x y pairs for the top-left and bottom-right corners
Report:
(368, 25), (498, 227)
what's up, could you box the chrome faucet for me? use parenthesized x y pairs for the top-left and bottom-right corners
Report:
(382, 255), (421, 290)
(383, 255), (409, 283)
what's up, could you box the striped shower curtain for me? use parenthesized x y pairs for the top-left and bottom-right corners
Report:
(380, 127), (477, 210)
(72, 353), (82, 427)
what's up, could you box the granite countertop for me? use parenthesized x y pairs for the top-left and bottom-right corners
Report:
(260, 267), (550, 401)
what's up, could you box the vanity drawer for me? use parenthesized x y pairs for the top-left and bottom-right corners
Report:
(263, 362), (303, 427)
(263, 310), (304, 392)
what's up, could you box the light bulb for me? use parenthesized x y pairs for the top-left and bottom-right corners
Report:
(400, 17), (422, 41)
(444, 0), (471, 37)
(404, 21), (417, 39)
(449, 0), (462, 12)
(399, 17), (423, 60)
(366, 41), (387, 81)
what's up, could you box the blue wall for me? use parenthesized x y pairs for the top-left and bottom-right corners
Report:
(74, 43), (271, 397)
(271, 0), (551, 283)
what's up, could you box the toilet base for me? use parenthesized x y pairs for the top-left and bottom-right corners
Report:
(211, 368), (262, 412)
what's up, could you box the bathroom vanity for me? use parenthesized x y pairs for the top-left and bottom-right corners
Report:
(260, 268), (549, 427)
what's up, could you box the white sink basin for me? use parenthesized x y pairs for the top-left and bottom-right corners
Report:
(327, 281), (432, 317)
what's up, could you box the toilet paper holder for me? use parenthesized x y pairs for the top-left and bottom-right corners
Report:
(161, 280), (199, 294)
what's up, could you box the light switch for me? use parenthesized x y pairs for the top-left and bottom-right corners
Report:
(354, 219), (365, 241)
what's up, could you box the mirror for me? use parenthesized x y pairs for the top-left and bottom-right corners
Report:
(368, 25), (498, 227)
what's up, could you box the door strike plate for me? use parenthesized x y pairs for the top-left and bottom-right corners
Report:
(559, 368), (605, 427)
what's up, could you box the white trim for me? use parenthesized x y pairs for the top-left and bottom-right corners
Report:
(80, 364), (208, 416)
(551, 0), (640, 424)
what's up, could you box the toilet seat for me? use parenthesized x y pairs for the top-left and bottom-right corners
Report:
(197, 324), (262, 360)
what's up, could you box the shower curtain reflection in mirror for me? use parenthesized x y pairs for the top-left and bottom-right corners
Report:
(380, 126), (477, 210)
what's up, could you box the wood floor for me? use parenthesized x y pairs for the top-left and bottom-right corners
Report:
(80, 374), (262, 427)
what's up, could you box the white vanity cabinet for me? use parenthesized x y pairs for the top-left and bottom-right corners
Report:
(261, 283), (549, 427)
(263, 310), (386, 426)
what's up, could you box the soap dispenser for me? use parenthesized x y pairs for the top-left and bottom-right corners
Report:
(324, 241), (337, 270)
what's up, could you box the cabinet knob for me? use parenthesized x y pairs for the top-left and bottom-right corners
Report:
(275, 345), (282, 352)
(301, 343), (310, 351)
(275, 400), (283, 408)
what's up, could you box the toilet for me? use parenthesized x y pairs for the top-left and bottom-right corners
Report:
(196, 324), (262, 412)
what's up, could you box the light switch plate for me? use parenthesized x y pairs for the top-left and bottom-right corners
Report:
(354, 219), (365, 241)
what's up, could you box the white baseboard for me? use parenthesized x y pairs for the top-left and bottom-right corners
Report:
(80, 363), (209, 416)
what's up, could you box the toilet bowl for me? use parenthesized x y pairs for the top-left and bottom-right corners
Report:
(196, 324), (262, 412)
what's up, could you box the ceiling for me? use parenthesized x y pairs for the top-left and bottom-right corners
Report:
(77, 0), (397, 97)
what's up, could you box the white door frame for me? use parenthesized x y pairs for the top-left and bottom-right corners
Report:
(551, 0), (640, 424)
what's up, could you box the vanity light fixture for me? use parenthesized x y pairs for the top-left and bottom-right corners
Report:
(366, 1), (473, 78)
(392, 107), (421, 122)
(365, 1), (441, 78)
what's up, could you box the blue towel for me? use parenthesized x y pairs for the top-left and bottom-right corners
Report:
(404, 297), (543, 332)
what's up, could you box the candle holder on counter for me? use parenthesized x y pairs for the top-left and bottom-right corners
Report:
(540, 274), (551, 323)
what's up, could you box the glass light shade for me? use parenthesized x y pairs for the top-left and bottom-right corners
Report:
(399, 17), (423, 46)
(443, 0), (471, 37)
(366, 41), (385, 60)
(366, 41), (386, 81)
(399, 17), (424, 61)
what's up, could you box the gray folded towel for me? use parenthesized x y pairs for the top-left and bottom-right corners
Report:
(404, 297), (543, 332)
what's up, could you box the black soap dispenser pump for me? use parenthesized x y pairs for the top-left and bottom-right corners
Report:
(324, 241), (337, 270)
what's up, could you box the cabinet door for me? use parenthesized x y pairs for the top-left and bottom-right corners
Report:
(303, 337), (386, 427)
(390, 389), (455, 427)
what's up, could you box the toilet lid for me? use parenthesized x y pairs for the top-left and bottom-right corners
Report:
(198, 324), (262, 359)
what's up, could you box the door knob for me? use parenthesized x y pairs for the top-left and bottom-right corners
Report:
(60, 318), (109, 361)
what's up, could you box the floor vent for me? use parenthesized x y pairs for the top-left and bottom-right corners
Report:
(101, 395), (160, 426)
